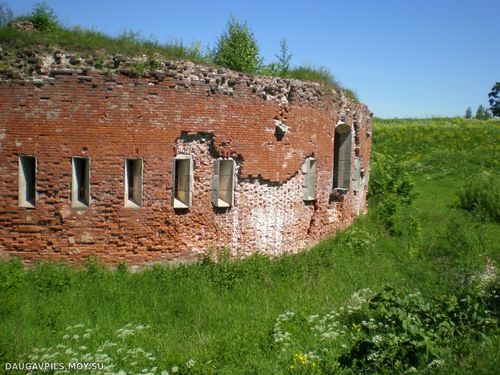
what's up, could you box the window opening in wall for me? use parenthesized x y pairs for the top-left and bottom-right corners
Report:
(211, 159), (235, 208)
(72, 157), (90, 208)
(173, 156), (193, 209)
(333, 123), (352, 192)
(18, 155), (36, 208)
(124, 158), (143, 208)
(302, 157), (317, 201)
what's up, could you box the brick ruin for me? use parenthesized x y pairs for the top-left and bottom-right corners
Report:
(0, 49), (372, 265)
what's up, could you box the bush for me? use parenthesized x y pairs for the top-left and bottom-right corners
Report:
(28, 261), (75, 292)
(369, 152), (416, 233)
(274, 286), (499, 374)
(212, 16), (262, 73)
(29, 2), (59, 31)
(457, 175), (500, 222)
(0, 257), (24, 291)
(340, 225), (375, 254)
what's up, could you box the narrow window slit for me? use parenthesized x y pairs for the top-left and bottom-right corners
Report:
(125, 159), (143, 208)
(72, 157), (90, 208)
(211, 159), (235, 208)
(302, 157), (317, 201)
(333, 123), (352, 192)
(18, 155), (36, 208)
(173, 156), (193, 209)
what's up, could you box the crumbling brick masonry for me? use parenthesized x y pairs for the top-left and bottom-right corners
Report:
(0, 49), (372, 265)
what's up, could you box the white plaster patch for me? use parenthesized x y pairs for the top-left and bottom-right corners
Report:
(248, 206), (284, 254)
(231, 207), (240, 251)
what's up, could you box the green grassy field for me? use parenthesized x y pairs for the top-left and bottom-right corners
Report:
(1, 118), (499, 374)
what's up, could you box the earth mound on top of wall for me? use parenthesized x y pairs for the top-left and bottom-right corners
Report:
(0, 45), (364, 109)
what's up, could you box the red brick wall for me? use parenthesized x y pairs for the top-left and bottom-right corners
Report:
(0, 62), (372, 265)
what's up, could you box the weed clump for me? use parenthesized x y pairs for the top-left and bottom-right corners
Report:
(369, 152), (416, 234)
(457, 175), (500, 222)
(274, 285), (499, 374)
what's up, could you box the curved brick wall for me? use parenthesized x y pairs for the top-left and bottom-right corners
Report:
(0, 51), (372, 265)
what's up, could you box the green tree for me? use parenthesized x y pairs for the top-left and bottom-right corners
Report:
(0, 1), (13, 28)
(489, 82), (500, 117)
(30, 2), (59, 31)
(475, 104), (486, 120)
(464, 107), (472, 118)
(212, 16), (262, 73)
(275, 38), (292, 76)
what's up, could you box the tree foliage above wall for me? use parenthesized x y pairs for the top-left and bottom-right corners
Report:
(211, 16), (262, 74)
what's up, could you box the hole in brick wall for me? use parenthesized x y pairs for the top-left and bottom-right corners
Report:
(124, 158), (143, 208)
(72, 157), (90, 208)
(18, 155), (36, 208)
(173, 156), (193, 209)
(274, 120), (289, 141)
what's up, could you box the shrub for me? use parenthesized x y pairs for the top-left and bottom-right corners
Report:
(212, 16), (262, 73)
(275, 38), (292, 76)
(369, 152), (416, 233)
(457, 175), (500, 222)
(0, 257), (24, 291)
(273, 286), (498, 374)
(29, 2), (59, 31)
(28, 261), (75, 293)
(340, 225), (375, 254)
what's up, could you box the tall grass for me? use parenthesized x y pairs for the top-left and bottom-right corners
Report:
(286, 65), (359, 101)
(0, 26), (205, 62)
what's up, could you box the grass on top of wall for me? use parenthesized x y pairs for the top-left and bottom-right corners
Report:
(0, 26), (206, 62)
(0, 118), (499, 374)
(0, 26), (358, 101)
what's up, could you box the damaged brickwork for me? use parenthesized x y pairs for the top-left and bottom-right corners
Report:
(0, 49), (372, 265)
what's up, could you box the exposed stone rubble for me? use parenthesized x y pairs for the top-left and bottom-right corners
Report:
(0, 47), (346, 106)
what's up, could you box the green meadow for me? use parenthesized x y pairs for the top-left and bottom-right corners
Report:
(1, 118), (499, 374)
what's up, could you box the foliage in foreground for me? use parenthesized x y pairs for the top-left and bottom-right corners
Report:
(274, 282), (498, 374)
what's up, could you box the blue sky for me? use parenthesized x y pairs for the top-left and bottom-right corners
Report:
(9, 0), (499, 118)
